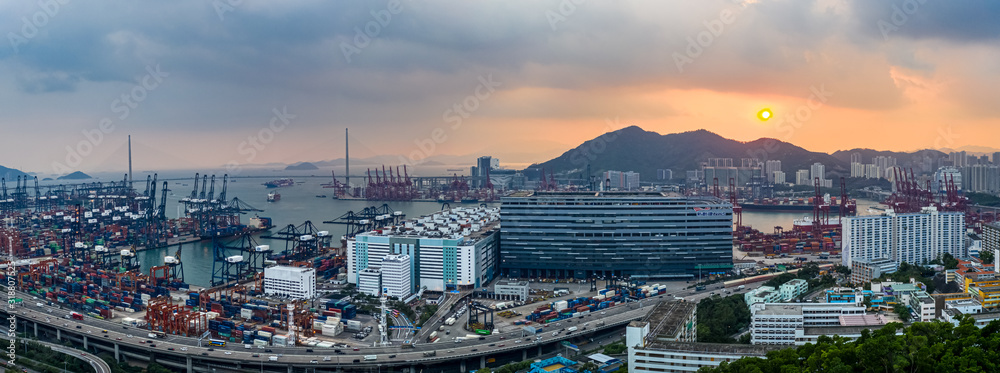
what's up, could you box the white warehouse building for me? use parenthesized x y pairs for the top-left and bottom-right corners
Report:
(347, 206), (500, 293)
(263, 266), (316, 299)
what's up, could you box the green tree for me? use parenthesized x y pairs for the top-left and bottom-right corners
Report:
(893, 303), (911, 322)
(982, 250), (995, 266)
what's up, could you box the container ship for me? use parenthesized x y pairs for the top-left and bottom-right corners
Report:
(267, 192), (280, 202)
(741, 196), (857, 215)
(263, 178), (294, 188)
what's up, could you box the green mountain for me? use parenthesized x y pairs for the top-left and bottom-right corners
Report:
(528, 126), (848, 180)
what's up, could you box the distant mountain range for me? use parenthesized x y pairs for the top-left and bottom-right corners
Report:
(57, 171), (93, 180)
(0, 165), (29, 180)
(285, 162), (319, 171)
(528, 126), (952, 180)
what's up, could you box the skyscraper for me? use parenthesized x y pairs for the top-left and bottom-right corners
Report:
(765, 160), (782, 183)
(842, 207), (965, 267)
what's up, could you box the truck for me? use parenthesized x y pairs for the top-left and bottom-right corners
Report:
(423, 351), (437, 357)
(444, 317), (456, 326)
(268, 356), (278, 362)
(364, 355), (377, 361)
(70, 312), (84, 321)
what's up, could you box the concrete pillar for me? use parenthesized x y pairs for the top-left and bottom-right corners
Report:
(460, 359), (466, 372)
(83, 335), (88, 350)
(57, 329), (61, 341)
(538, 345), (542, 356)
(411, 365), (416, 373)
(33, 322), (38, 337)
(288, 365), (293, 373)
(114, 343), (120, 362)
(523, 349), (528, 360)
(186, 356), (193, 373)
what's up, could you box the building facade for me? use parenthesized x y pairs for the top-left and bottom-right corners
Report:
(842, 207), (965, 267)
(347, 206), (500, 292)
(749, 302), (867, 346)
(603, 170), (641, 191)
(984, 222), (1000, 259)
(779, 279), (808, 301)
(850, 258), (899, 284)
(357, 268), (382, 296)
(500, 192), (733, 279)
(380, 254), (412, 299)
(263, 266), (316, 299)
(494, 281), (529, 301)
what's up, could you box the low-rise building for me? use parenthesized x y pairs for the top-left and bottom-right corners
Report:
(357, 268), (381, 296)
(779, 279), (808, 301)
(493, 280), (529, 301)
(850, 258), (898, 285)
(627, 320), (780, 373)
(744, 286), (780, 308)
(749, 302), (868, 346)
(380, 254), (412, 299)
(907, 291), (936, 322)
(263, 266), (316, 299)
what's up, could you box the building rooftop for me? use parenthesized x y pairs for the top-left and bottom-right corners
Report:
(502, 191), (725, 203)
(496, 280), (528, 287)
(802, 325), (891, 337)
(644, 340), (782, 356)
(967, 311), (1000, 321)
(266, 266), (314, 273)
(355, 206), (500, 244)
(755, 305), (802, 316)
(642, 301), (696, 342)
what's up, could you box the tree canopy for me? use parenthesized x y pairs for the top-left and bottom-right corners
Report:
(700, 317), (1000, 373)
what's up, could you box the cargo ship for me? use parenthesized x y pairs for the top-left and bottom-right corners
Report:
(267, 192), (280, 202)
(263, 178), (294, 188)
(741, 196), (857, 215)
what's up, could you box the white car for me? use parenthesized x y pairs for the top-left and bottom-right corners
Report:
(224, 352), (233, 355)
(180, 347), (188, 351)
(515, 340), (522, 343)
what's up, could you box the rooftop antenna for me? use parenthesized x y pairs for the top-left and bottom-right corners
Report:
(345, 128), (350, 187)
(128, 135), (133, 189)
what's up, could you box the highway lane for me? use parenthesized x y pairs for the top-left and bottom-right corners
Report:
(34, 340), (113, 373)
(7, 283), (758, 367)
(7, 294), (651, 366)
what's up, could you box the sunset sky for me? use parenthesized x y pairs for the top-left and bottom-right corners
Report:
(2, 0), (999, 175)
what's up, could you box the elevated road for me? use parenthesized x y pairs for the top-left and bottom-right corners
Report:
(4, 289), (663, 372)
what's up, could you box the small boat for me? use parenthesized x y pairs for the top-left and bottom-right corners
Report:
(316, 195), (327, 198)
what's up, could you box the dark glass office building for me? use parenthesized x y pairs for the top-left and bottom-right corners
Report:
(499, 192), (733, 279)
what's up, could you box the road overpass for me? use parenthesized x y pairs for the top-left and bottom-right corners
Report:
(4, 290), (656, 372)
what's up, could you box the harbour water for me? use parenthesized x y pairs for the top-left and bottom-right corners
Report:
(133, 174), (459, 288)
(69, 169), (888, 287)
